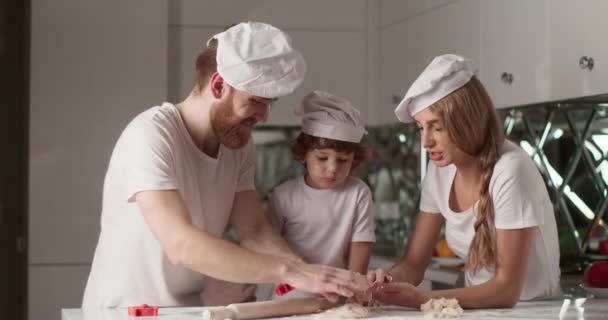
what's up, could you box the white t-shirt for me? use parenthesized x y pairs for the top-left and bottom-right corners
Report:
(269, 175), (376, 299)
(82, 103), (256, 308)
(419, 140), (561, 301)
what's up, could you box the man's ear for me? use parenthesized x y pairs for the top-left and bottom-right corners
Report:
(209, 72), (225, 99)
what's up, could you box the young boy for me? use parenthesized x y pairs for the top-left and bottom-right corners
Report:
(269, 90), (376, 300)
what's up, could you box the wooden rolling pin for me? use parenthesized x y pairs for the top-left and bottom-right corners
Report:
(202, 297), (335, 320)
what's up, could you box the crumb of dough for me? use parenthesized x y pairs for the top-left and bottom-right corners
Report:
(420, 298), (463, 319)
(313, 303), (369, 319)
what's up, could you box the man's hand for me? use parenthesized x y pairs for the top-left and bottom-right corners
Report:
(282, 262), (370, 302)
(371, 282), (427, 308)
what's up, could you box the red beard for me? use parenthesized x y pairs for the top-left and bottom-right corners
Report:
(210, 100), (255, 149)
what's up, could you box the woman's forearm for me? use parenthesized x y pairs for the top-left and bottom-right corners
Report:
(389, 260), (427, 286)
(422, 277), (520, 308)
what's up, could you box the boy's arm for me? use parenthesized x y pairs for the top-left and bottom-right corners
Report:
(347, 242), (373, 275)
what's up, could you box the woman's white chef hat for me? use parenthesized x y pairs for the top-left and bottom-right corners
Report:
(207, 21), (306, 99)
(394, 54), (476, 123)
(296, 90), (367, 143)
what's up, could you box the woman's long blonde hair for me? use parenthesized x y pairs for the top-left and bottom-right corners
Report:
(430, 76), (505, 272)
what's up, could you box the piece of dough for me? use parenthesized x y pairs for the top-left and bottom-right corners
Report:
(313, 303), (369, 319)
(420, 298), (463, 319)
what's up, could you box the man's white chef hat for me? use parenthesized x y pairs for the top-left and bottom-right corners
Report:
(394, 54), (476, 123)
(207, 21), (306, 99)
(296, 90), (367, 143)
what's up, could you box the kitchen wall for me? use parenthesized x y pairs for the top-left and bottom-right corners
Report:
(29, 1), (167, 319)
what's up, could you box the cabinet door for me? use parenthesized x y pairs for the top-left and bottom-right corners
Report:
(550, 0), (608, 100)
(380, 0), (480, 124)
(267, 31), (367, 126)
(480, 0), (549, 108)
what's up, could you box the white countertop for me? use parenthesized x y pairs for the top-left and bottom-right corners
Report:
(62, 298), (608, 320)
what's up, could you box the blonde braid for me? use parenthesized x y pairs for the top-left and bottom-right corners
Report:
(466, 136), (500, 272)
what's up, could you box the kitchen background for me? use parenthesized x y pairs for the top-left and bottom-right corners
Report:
(1, 1), (607, 320)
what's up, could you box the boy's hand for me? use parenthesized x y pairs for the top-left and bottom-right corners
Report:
(367, 268), (393, 287)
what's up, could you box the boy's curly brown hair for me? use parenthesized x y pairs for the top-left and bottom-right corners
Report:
(291, 133), (369, 169)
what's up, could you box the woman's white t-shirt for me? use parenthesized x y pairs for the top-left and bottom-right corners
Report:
(419, 140), (561, 300)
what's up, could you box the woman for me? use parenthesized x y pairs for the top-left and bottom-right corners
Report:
(370, 54), (560, 308)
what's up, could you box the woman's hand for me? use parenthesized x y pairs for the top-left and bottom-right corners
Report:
(371, 282), (428, 308)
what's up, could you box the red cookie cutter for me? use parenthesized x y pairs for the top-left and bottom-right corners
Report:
(274, 283), (294, 296)
(128, 304), (158, 317)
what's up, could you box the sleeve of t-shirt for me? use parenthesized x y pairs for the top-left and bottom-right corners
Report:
(117, 117), (178, 203)
(492, 157), (545, 229)
(351, 184), (376, 243)
(419, 161), (440, 213)
(236, 140), (256, 192)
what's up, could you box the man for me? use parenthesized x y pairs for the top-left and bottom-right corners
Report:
(82, 22), (368, 308)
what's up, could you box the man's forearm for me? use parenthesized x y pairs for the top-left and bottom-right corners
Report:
(174, 224), (292, 284)
(239, 222), (304, 263)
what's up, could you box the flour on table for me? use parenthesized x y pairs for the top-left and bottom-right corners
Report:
(420, 298), (463, 319)
(313, 303), (369, 319)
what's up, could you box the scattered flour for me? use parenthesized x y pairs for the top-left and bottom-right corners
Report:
(420, 298), (464, 319)
(313, 303), (370, 319)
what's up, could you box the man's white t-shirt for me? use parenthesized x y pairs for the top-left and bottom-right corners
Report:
(82, 103), (256, 308)
(269, 175), (376, 299)
(419, 140), (561, 301)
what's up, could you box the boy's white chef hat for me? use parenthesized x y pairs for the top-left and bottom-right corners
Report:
(394, 54), (476, 123)
(207, 21), (306, 98)
(295, 90), (367, 143)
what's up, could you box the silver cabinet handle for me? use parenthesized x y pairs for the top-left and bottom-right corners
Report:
(501, 72), (514, 85)
(579, 56), (594, 70)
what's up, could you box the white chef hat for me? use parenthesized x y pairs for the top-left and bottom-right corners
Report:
(394, 54), (476, 123)
(296, 90), (367, 143)
(207, 21), (306, 99)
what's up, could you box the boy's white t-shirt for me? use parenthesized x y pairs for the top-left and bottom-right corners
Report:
(269, 175), (376, 299)
(419, 140), (561, 301)
(82, 103), (256, 308)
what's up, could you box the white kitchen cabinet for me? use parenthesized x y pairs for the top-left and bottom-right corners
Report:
(379, 0), (480, 124)
(380, 0), (456, 30)
(549, 0), (608, 100)
(269, 31), (367, 125)
(479, 0), (550, 109)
